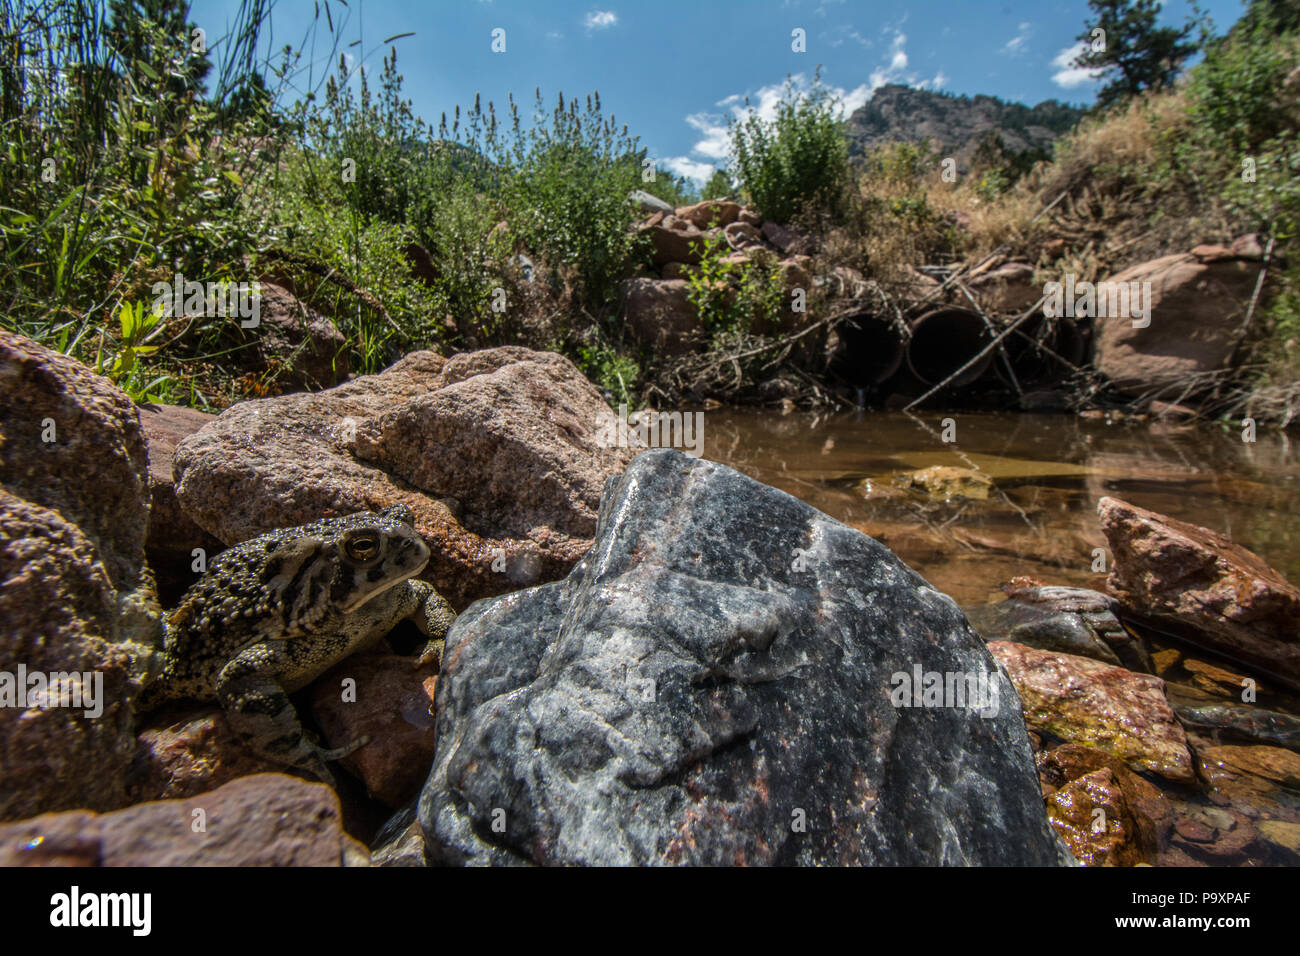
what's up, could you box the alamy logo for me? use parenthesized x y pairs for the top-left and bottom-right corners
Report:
(0, 665), (103, 718)
(1043, 275), (1152, 328)
(596, 403), (704, 458)
(889, 664), (1000, 718)
(50, 886), (151, 936)
(151, 272), (261, 327)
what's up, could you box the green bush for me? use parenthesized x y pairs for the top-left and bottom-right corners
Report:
(683, 230), (784, 335)
(0, 0), (270, 401)
(701, 168), (733, 201)
(494, 91), (646, 312)
(729, 70), (850, 222)
(1186, 6), (1299, 154)
(574, 339), (641, 406)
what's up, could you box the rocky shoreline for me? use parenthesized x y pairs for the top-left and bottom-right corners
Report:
(1, 329), (1297, 866)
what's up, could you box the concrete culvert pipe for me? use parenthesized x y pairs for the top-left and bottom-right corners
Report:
(906, 308), (995, 387)
(830, 312), (906, 386)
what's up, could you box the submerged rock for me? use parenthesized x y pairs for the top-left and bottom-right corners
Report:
(1045, 768), (1148, 867)
(1036, 743), (1170, 865)
(419, 449), (1064, 866)
(1172, 703), (1300, 752)
(895, 465), (992, 500)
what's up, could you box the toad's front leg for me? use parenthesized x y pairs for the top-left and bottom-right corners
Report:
(215, 641), (368, 786)
(403, 580), (457, 670)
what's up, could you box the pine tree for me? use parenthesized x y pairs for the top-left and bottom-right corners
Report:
(1074, 0), (1200, 108)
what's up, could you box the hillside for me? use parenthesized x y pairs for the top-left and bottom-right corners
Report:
(847, 84), (1085, 170)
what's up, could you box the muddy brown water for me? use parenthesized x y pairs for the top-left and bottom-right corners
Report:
(700, 408), (1300, 606)
(700, 409), (1300, 863)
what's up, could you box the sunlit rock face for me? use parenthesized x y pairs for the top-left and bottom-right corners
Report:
(419, 448), (1065, 866)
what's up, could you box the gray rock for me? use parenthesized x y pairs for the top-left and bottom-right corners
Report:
(964, 585), (1150, 672)
(371, 800), (428, 867)
(419, 449), (1064, 866)
(628, 190), (674, 215)
(1172, 703), (1300, 752)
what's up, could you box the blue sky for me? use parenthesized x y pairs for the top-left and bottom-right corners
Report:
(190, 0), (1250, 183)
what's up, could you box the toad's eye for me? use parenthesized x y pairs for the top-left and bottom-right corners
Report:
(344, 533), (380, 562)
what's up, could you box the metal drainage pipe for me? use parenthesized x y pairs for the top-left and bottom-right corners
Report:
(905, 307), (996, 387)
(996, 316), (1088, 386)
(830, 312), (906, 386)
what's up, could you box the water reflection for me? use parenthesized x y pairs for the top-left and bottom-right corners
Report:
(700, 409), (1300, 605)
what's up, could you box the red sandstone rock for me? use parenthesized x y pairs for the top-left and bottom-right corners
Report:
(1099, 496), (1300, 689)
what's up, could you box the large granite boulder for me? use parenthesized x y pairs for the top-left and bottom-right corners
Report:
(1099, 496), (1300, 691)
(640, 215), (707, 267)
(244, 281), (350, 390)
(675, 199), (742, 229)
(0, 332), (161, 821)
(171, 347), (635, 609)
(419, 449), (1064, 866)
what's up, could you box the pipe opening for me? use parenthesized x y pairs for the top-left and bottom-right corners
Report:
(830, 312), (906, 386)
(906, 308), (995, 387)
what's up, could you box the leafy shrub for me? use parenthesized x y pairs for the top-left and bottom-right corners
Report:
(730, 70), (850, 222)
(574, 339), (641, 406)
(683, 230), (784, 335)
(1185, 6), (1299, 153)
(494, 91), (646, 312)
(701, 168), (733, 201)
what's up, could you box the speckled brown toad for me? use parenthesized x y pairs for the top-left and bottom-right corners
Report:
(137, 504), (455, 784)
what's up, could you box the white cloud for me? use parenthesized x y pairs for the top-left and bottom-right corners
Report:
(1002, 21), (1031, 55)
(672, 31), (944, 185)
(868, 32), (909, 89)
(685, 111), (732, 160)
(663, 157), (718, 183)
(917, 70), (948, 91)
(1051, 43), (1105, 89)
(584, 10), (617, 31)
